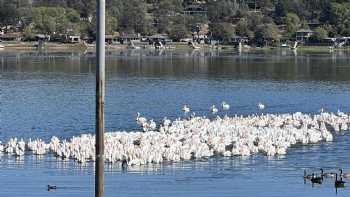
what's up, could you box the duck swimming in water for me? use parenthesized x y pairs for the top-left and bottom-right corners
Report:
(310, 173), (323, 184)
(335, 173), (346, 188)
(47, 185), (57, 191)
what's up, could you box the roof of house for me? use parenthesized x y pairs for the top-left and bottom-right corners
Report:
(119, 33), (140, 39)
(148, 34), (169, 39)
(35, 34), (47, 39)
(296, 29), (314, 33)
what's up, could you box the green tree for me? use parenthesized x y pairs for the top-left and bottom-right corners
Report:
(169, 23), (189, 41)
(329, 2), (350, 36)
(285, 13), (300, 38)
(247, 12), (263, 30)
(66, 0), (95, 18)
(255, 23), (281, 45)
(209, 22), (235, 43)
(119, 0), (153, 34)
(32, 7), (81, 35)
(106, 14), (118, 34)
(235, 18), (254, 39)
(156, 0), (183, 33)
(274, 0), (287, 23)
(23, 25), (36, 41)
(313, 26), (328, 41)
(0, 0), (18, 32)
(207, 0), (239, 23)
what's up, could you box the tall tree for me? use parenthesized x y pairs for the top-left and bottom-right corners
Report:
(0, 0), (19, 31)
(207, 0), (239, 23)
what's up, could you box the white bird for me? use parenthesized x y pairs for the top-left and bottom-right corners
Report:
(257, 102), (265, 110)
(149, 119), (157, 131)
(190, 112), (196, 118)
(163, 117), (171, 127)
(136, 112), (147, 125)
(210, 105), (218, 114)
(1, 110), (349, 166)
(221, 101), (230, 110)
(182, 105), (190, 113)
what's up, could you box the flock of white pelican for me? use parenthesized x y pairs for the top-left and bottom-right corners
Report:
(0, 106), (349, 166)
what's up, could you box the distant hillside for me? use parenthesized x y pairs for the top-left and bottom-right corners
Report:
(1, 0), (350, 43)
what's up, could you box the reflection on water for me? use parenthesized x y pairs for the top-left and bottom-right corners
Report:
(1, 49), (350, 81)
(1, 49), (350, 196)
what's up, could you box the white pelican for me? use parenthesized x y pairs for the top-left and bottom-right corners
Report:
(149, 119), (157, 130)
(258, 102), (265, 110)
(210, 105), (218, 114)
(221, 101), (230, 110)
(0, 111), (349, 166)
(182, 105), (190, 113)
(136, 112), (147, 125)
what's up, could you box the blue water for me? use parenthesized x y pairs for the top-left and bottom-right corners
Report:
(1, 49), (350, 196)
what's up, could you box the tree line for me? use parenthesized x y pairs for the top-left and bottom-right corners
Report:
(1, 0), (350, 43)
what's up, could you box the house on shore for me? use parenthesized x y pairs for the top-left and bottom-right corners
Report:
(147, 34), (172, 44)
(105, 35), (119, 44)
(296, 29), (314, 43)
(35, 34), (51, 41)
(0, 33), (22, 41)
(118, 34), (141, 44)
(66, 35), (81, 43)
(230, 35), (249, 44)
(183, 4), (207, 15)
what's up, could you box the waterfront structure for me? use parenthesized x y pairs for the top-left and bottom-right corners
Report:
(296, 29), (315, 43)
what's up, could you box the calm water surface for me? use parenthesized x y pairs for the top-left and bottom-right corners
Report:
(1, 49), (350, 196)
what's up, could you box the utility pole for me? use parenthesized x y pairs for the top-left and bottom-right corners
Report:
(95, 0), (105, 197)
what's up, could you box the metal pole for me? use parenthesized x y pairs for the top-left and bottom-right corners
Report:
(95, 0), (105, 196)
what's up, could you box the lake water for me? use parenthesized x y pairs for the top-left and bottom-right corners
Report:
(1, 49), (350, 196)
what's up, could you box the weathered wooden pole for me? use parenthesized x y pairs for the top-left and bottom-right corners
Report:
(95, 0), (105, 196)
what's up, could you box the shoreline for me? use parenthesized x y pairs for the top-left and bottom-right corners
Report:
(1, 41), (350, 52)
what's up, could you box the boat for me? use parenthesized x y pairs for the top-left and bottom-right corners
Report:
(281, 43), (289, 48)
